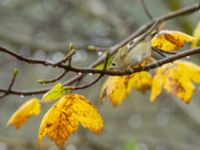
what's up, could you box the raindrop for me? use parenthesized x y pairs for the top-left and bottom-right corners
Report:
(97, 51), (103, 56)
(20, 95), (24, 98)
(65, 144), (77, 150)
(135, 142), (149, 150)
(156, 112), (170, 126)
(78, 72), (82, 75)
(186, 56), (190, 59)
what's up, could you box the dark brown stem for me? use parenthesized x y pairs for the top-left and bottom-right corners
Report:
(152, 47), (178, 55)
(140, 0), (153, 20)
(65, 51), (110, 90)
(0, 46), (200, 96)
(38, 70), (68, 84)
(0, 69), (18, 98)
(52, 49), (75, 66)
(152, 48), (167, 58)
(0, 3), (199, 96)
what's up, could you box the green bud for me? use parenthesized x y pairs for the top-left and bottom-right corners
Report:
(13, 68), (19, 76)
(37, 79), (45, 84)
(88, 45), (96, 51)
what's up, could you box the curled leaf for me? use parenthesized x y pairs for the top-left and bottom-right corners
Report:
(150, 61), (200, 103)
(42, 83), (65, 103)
(7, 98), (41, 129)
(151, 30), (195, 51)
(101, 72), (152, 106)
(38, 94), (103, 147)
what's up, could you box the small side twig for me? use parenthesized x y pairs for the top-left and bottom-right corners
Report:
(53, 49), (75, 66)
(0, 68), (18, 98)
(0, 3), (199, 96)
(67, 51), (110, 90)
(152, 47), (178, 55)
(87, 45), (108, 51)
(152, 48), (167, 58)
(38, 70), (68, 84)
(140, 0), (153, 20)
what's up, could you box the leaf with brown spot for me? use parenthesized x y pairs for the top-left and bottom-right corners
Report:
(38, 94), (103, 147)
(101, 72), (152, 106)
(151, 30), (195, 51)
(150, 61), (200, 103)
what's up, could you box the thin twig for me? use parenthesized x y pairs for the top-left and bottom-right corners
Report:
(62, 47), (200, 75)
(38, 70), (68, 84)
(1, 45), (200, 96)
(53, 49), (75, 66)
(140, 0), (153, 20)
(88, 45), (108, 51)
(67, 75), (103, 90)
(152, 48), (178, 54)
(61, 3), (200, 87)
(0, 69), (18, 98)
(67, 51), (110, 90)
(0, 3), (199, 96)
(0, 47), (199, 96)
(152, 48), (167, 58)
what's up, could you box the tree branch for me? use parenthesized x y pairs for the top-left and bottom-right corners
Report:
(0, 3), (199, 96)
(0, 46), (200, 96)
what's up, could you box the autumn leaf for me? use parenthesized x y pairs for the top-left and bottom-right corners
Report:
(38, 94), (103, 147)
(42, 82), (65, 103)
(150, 61), (200, 103)
(101, 72), (152, 106)
(192, 21), (200, 47)
(7, 98), (41, 129)
(151, 30), (195, 51)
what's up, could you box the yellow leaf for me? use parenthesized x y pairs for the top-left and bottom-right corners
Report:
(192, 21), (200, 47)
(151, 30), (195, 51)
(42, 83), (65, 103)
(101, 72), (152, 106)
(38, 94), (103, 147)
(150, 66), (165, 102)
(150, 61), (200, 103)
(7, 98), (41, 129)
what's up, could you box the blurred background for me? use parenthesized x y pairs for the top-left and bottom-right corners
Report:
(0, 0), (200, 150)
